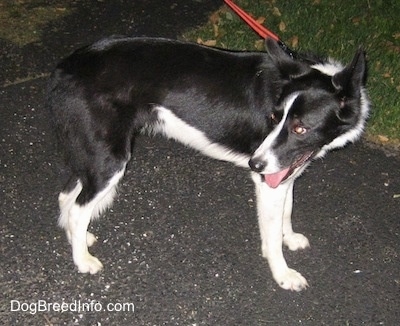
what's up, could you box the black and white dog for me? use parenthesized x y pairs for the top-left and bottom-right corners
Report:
(48, 36), (369, 291)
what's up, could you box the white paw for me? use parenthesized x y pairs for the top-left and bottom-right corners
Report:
(275, 268), (309, 291)
(283, 232), (310, 251)
(66, 231), (97, 247)
(86, 232), (97, 247)
(75, 253), (103, 274)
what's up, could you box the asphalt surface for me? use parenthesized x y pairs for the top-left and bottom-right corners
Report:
(1, 1), (399, 325)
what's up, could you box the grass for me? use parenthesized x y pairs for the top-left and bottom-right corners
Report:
(183, 0), (400, 145)
(0, 1), (71, 46)
(1, 1), (398, 145)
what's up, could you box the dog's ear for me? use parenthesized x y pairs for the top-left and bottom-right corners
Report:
(332, 48), (366, 95)
(333, 49), (367, 123)
(265, 38), (310, 78)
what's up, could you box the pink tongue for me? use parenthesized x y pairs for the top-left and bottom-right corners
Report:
(264, 168), (291, 188)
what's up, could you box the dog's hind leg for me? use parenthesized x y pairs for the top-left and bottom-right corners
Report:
(59, 178), (83, 244)
(59, 183), (110, 248)
(59, 179), (98, 248)
(59, 166), (126, 274)
(282, 181), (310, 251)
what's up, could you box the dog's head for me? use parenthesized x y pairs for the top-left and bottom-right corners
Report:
(249, 39), (370, 188)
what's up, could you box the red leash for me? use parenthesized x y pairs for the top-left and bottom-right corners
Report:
(223, 0), (296, 58)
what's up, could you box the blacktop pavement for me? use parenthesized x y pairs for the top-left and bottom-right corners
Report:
(1, 1), (399, 325)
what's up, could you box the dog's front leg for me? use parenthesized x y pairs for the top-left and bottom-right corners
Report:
(252, 173), (309, 291)
(282, 181), (310, 251)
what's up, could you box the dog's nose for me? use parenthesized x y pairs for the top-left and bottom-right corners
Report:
(249, 158), (266, 173)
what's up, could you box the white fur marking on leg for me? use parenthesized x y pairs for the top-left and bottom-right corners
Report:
(67, 167), (125, 274)
(58, 180), (83, 244)
(91, 183), (118, 220)
(283, 233), (310, 251)
(282, 180), (310, 251)
(86, 231), (97, 247)
(252, 173), (308, 291)
(58, 180), (102, 247)
(58, 180), (82, 229)
(69, 204), (103, 274)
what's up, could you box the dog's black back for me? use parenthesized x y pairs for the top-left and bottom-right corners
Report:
(49, 37), (282, 161)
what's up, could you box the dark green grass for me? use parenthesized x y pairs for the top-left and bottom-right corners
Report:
(184, 0), (400, 142)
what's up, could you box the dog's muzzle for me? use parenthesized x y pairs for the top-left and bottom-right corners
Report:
(249, 151), (315, 188)
(248, 158), (266, 173)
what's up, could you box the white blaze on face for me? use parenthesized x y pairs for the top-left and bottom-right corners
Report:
(251, 93), (300, 175)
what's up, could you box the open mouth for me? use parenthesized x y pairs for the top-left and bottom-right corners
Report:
(263, 151), (314, 188)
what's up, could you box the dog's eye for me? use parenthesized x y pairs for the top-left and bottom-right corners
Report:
(292, 125), (308, 135)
